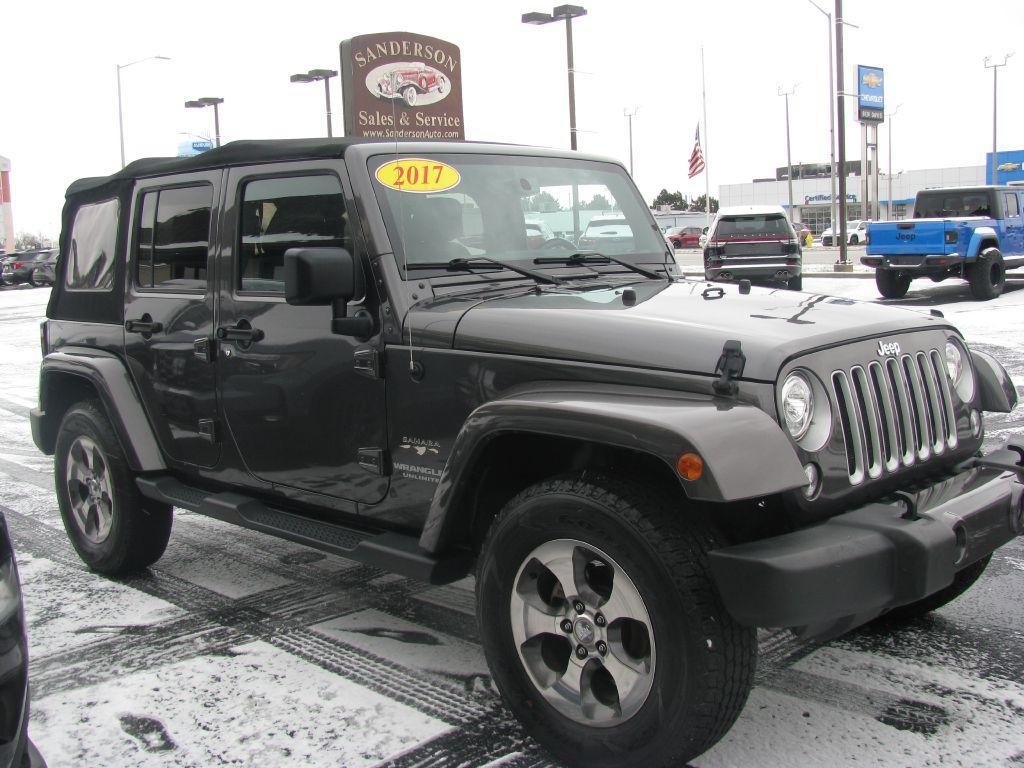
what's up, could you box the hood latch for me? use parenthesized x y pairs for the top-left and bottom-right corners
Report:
(713, 340), (746, 397)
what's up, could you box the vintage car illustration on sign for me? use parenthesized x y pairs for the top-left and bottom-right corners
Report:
(369, 62), (449, 107)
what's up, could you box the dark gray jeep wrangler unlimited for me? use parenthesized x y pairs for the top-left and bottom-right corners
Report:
(31, 139), (1024, 767)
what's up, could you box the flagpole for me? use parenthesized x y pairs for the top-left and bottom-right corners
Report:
(701, 46), (710, 227)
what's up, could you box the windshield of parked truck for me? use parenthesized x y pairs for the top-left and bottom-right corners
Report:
(914, 190), (995, 219)
(369, 153), (665, 271)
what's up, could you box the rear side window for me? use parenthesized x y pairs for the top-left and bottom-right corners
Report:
(66, 198), (119, 291)
(238, 175), (348, 293)
(914, 191), (994, 218)
(135, 185), (213, 290)
(1004, 193), (1021, 218)
(714, 214), (791, 239)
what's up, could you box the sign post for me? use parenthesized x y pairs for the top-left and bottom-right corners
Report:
(340, 32), (465, 140)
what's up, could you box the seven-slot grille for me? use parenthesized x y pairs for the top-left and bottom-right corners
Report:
(831, 350), (958, 485)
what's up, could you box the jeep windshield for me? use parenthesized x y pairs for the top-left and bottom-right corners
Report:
(368, 153), (666, 278)
(914, 190), (996, 219)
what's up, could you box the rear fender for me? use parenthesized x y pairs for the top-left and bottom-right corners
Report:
(418, 382), (808, 553)
(33, 348), (166, 471)
(966, 226), (999, 259)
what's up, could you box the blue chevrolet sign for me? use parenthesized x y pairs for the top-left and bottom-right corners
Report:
(857, 65), (884, 123)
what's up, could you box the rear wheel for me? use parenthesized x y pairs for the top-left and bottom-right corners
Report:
(876, 269), (911, 299)
(787, 275), (803, 291)
(477, 475), (755, 767)
(55, 400), (172, 575)
(967, 248), (1005, 301)
(876, 556), (991, 624)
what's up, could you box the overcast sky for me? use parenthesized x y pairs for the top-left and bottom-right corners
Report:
(3, 0), (1022, 237)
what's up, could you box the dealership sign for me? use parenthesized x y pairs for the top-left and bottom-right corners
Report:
(804, 193), (858, 205)
(340, 32), (465, 140)
(857, 65), (884, 123)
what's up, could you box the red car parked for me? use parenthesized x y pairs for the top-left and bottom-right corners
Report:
(666, 225), (703, 249)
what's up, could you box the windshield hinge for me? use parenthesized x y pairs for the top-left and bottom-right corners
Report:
(712, 340), (746, 397)
(354, 348), (381, 379)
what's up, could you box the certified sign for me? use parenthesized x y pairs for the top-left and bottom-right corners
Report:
(857, 65), (885, 123)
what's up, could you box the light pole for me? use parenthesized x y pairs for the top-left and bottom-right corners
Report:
(116, 55), (171, 168)
(185, 98), (224, 147)
(834, 0), (849, 266)
(522, 5), (587, 151)
(623, 107), (638, 175)
(806, 1), (837, 239)
(887, 103), (902, 219)
(778, 85), (797, 223)
(290, 68), (339, 137)
(984, 53), (1013, 184)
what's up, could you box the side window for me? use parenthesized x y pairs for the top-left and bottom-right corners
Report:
(135, 184), (213, 290)
(66, 198), (120, 291)
(1004, 193), (1021, 219)
(238, 175), (348, 293)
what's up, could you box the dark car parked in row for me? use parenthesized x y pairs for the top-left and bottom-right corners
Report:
(1, 251), (57, 287)
(30, 138), (1024, 768)
(703, 205), (803, 289)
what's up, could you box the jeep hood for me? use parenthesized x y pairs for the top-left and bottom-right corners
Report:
(440, 280), (949, 381)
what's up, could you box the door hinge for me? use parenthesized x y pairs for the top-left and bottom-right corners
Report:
(198, 418), (221, 443)
(357, 447), (389, 475)
(354, 348), (381, 379)
(194, 336), (214, 363)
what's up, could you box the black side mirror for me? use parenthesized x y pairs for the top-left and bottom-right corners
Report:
(283, 247), (373, 339)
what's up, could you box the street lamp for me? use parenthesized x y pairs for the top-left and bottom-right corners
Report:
(290, 68), (338, 137)
(623, 107), (638, 175)
(116, 55), (171, 168)
(806, 0), (837, 241)
(984, 53), (1013, 184)
(887, 103), (903, 219)
(778, 84), (798, 223)
(522, 4), (587, 151)
(185, 97), (225, 147)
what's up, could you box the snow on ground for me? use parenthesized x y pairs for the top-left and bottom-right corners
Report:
(1, 280), (1023, 767)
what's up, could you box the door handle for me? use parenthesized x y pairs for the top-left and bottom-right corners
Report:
(125, 317), (163, 334)
(216, 323), (264, 343)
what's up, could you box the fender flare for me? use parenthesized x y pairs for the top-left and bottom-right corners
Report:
(418, 383), (808, 553)
(966, 226), (999, 259)
(971, 349), (1018, 413)
(32, 348), (166, 471)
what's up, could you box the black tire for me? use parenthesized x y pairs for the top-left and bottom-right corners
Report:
(876, 269), (911, 299)
(787, 275), (803, 291)
(850, 235), (859, 245)
(876, 555), (991, 624)
(28, 269), (44, 288)
(477, 474), (755, 768)
(967, 248), (1005, 301)
(55, 400), (172, 575)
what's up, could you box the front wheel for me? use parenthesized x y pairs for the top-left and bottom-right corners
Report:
(850, 235), (859, 245)
(402, 86), (417, 107)
(55, 400), (173, 575)
(876, 269), (911, 299)
(477, 475), (755, 768)
(967, 248), (1005, 301)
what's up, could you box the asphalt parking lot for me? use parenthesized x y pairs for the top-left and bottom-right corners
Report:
(1, 280), (1022, 767)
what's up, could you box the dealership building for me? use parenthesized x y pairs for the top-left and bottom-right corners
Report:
(719, 149), (1024, 236)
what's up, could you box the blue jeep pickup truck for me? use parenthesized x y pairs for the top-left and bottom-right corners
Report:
(864, 185), (1024, 300)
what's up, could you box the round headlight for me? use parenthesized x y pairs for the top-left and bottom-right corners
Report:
(944, 341), (962, 383)
(945, 338), (975, 402)
(782, 373), (814, 440)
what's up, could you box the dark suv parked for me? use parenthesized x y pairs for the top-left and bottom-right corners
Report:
(704, 206), (803, 290)
(30, 139), (1024, 768)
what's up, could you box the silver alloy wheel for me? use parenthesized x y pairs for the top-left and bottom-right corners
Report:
(510, 538), (656, 728)
(65, 435), (115, 544)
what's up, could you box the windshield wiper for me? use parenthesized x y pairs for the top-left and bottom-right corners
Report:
(534, 251), (666, 281)
(409, 256), (565, 285)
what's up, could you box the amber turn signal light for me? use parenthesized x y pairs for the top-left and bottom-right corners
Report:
(676, 452), (703, 481)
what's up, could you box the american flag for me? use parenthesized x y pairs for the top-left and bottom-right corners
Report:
(688, 124), (705, 179)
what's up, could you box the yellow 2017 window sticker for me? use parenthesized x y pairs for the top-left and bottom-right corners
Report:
(375, 158), (461, 193)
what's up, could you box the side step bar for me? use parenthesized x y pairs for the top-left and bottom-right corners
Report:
(136, 476), (472, 585)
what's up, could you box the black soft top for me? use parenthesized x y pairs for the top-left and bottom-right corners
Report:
(66, 138), (391, 197)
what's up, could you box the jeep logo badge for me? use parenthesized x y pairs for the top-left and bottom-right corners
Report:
(877, 340), (901, 357)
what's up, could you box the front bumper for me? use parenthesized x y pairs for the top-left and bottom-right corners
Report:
(709, 444), (1024, 629)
